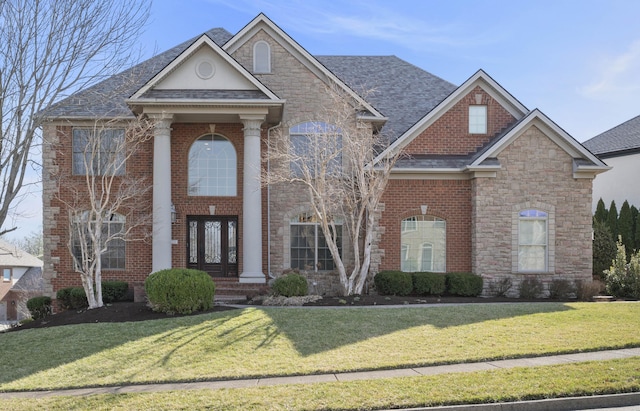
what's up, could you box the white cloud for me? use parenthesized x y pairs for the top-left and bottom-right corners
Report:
(581, 39), (640, 100)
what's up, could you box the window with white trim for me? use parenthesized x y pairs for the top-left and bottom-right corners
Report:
(72, 212), (125, 270)
(188, 134), (237, 196)
(72, 128), (125, 175)
(253, 40), (271, 73)
(469, 105), (487, 134)
(2, 268), (11, 282)
(518, 209), (548, 272)
(401, 215), (446, 272)
(290, 213), (342, 271)
(289, 122), (342, 177)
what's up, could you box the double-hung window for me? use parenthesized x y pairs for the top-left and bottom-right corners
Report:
(290, 213), (342, 271)
(72, 212), (125, 270)
(469, 105), (487, 134)
(289, 122), (342, 177)
(72, 128), (125, 175)
(518, 210), (548, 272)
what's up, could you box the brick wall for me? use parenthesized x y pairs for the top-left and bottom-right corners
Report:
(378, 179), (472, 272)
(472, 125), (593, 296)
(404, 86), (515, 155)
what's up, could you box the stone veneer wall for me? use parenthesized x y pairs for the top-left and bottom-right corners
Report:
(231, 29), (356, 294)
(472, 125), (593, 296)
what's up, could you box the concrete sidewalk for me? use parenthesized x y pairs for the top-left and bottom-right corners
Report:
(1, 347), (639, 407)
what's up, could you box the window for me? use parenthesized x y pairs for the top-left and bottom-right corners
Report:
(290, 213), (342, 271)
(401, 215), (446, 272)
(469, 105), (487, 134)
(188, 134), (237, 196)
(518, 210), (548, 272)
(73, 128), (125, 175)
(72, 212), (125, 270)
(289, 122), (342, 177)
(253, 41), (271, 73)
(2, 268), (11, 282)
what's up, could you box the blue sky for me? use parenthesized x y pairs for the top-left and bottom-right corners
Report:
(6, 0), (640, 241)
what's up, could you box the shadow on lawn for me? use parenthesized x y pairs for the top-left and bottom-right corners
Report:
(0, 302), (575, 390)
(257, 302), (574, 357)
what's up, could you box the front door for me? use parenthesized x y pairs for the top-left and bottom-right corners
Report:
(187, 216), (238, 277)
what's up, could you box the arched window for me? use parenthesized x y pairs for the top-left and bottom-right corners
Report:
(290, 212), (342, 271)
(72, 211), (125, 270)
(253, 40), (271, 73)
(289, 122), (342, 177)
(188, 134), (237, 196)
(518, 209), (548, 272)
(401, 215), (446, 272)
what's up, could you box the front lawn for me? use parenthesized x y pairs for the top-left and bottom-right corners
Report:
(0, 302), (639, 392)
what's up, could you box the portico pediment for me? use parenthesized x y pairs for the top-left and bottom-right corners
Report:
(127, 34), (283, 123)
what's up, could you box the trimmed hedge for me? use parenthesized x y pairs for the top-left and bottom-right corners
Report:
(57, 281), (130, 309)
(145, 268), (215, 314)
(272, 273), (308, 297)
(26, 296), (52, 320)
(374, 271), (413, 296)
(446, 272), (483, 297)
(412, 272), (446, 296)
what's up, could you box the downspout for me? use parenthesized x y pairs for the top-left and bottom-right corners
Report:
(266, 122), (281, 280)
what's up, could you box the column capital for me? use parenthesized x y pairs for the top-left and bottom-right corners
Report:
(149, 113), (174, 132)
(240, 115), (265, 134)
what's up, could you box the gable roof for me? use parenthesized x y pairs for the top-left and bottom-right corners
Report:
(375, 69), (528, 163)
(582, 114), (640, 157)
(0, 239), (42, 268)
(40, 28), (234, 119)
(224, 13), (387, 124)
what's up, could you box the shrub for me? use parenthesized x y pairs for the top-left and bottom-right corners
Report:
(605, 240), (640, 299)
(57, 286), (88, 309)
(26, 296), (52, 320)
(487, 277), (513, 297)
(374, 271), (413, 296)
(446, 272), (483, 297)
(272, 272), (308, 297)
(102, 281), (129, 303)
(592, 220), (617, 280)
(412, 272), (446, 296)
(576, 279), (604, 301)
(548, 279), (576, 299)
(145, 268), (215, 314)
(518, 276), (544, 299)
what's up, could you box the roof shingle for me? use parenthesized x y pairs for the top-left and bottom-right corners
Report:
(582, 114), (640, 156)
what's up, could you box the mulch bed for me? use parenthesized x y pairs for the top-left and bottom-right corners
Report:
(5, 295), (571, 332)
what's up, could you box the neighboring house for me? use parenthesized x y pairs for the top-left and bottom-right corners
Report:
(583, 114), (640, 211)
(0, 239), (44, 321)
(41, 13), (608, 299)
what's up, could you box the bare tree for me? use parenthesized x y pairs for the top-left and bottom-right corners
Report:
(56, 116), (155, 309)
(4, 229), (43, 258)
(0, 0), (150, 236)
(265, 85), (401, 295)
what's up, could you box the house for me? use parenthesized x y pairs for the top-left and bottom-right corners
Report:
(583, 114), (640, 211)
(41, 13), (608, 300)
(0, 239), (44, 321)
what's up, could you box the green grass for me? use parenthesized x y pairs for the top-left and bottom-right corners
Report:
(2, 358), (640, 410)
(0, 302), (639, 393)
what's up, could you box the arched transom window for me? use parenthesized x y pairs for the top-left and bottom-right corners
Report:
(401, 215), (446, 272)
(188, 134), (237, 196)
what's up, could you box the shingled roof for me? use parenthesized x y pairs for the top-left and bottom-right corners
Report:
(582, 114), (640, 157)
(41, 28), (456, 143)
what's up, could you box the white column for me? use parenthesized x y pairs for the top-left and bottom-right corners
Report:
(240, 116), (266, 283)
(151, 115), (174, 273)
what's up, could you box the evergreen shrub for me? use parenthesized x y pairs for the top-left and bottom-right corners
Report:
(446, 272), (483, 296)
(412, 272), (446, 295)
(145, 268), (215, 314)
(102, 281), (129, 303)
(26, 296), (52, 320)
(374, 271), (413, 296)
(272, 273), (308, 297)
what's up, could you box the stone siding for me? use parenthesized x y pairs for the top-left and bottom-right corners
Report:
(472, 125), (593, 296)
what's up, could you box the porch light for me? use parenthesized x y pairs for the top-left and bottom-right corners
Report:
(171, 203), (177, 223)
